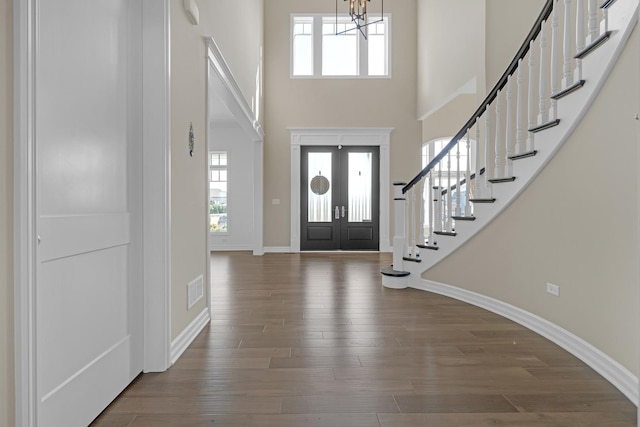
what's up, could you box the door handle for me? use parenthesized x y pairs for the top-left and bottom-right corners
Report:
(341, 206), (346, 218)
(334, 206), (340, 220)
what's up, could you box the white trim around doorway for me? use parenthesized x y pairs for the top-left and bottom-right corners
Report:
(289, 128), (393, 253)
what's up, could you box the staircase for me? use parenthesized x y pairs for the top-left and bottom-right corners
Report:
(382, 0), (638, 289)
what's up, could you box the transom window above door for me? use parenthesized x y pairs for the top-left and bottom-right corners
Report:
(291, 14), (391, 78)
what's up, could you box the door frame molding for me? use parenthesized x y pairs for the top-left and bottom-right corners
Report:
(289, 128), (392, 252)
(13, 1), (172, 424)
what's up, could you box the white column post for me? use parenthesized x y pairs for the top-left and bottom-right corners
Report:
(473, 118), (483, 199)
(409, 187), (416, 256)
(527, 40), (537, 152)
(446, 151), (453, 231)
(465, 129), (472, 216)
(576, 0), (586, 80)
(435, 163), (443, 232)
(494, 92), (504, 179)
(418, 178), (425, 248)
(505, 76), (514, 177)
(455, 141), (462, 217)
(516, 59), (526, 155)
(551, 0), (560, 121)
(392, 182), (406, 272)
(485, 108), (493, 197)
(563, 0), (574, 88)
(427, 171), (436, 245)
(538, 19), (550, 125)
(587, 0), (598, 44)
(601, 8), (609, 34)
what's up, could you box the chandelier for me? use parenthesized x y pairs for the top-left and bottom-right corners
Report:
(336, 0), (384, 39)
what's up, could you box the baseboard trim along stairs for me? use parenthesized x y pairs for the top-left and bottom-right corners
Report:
(414, 278), (639, 406)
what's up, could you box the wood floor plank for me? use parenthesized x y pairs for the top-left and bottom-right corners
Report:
(394, 393), (518, 413)
(377, 412), (635, 426)
(105, 396), (282, 415)
(269, 356), (361, 368)
(281, 395), (399, 414)
(504, 392), (637, 414)
(92, 252), (637, 426)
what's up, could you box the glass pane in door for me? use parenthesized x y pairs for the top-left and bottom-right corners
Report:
(308, 152), (332, 222)
(348, 152), (372, 222)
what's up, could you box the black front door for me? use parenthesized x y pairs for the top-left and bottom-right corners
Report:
(301, 146), (380, 250)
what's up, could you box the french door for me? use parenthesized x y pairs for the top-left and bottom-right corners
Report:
(301, 146), (380, 250)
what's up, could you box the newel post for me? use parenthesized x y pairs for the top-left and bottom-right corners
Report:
(382, 181), (411, 289)
(393, 182), (407, 272)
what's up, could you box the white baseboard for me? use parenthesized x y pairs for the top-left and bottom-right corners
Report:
(414, 278), (639, 406)
(169, 307), (210, 365)
(264, 246), (293, 253)
(209, 244), (254, 251)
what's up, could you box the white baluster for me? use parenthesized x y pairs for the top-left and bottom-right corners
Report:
(527, 40), (537, 152)
(516, 59), (526, 155)
(465, 129), (472, 216)
(435, 162), (443, 232)
(551, 0), (559, 121)
(575, 0), (585, 81)
(446, 151), (453, 231)
(427, 171), (435, 245)
(409, 187), (417, 257)
(601, 8), (609, 34)
(418, 178), (425, 248)
(494, 92), (504, 179)
(485, 107), (493, 198)
(473, 118), (482, 199)
(455, 141), (462, 217)
(538, 19), (549, 125)
(505, 76), (514, 177)
(563, 0), (574, 88)
(404, 188), (410, 258)
(587, 0), (598, 45)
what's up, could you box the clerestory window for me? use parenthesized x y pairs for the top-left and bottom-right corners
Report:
(291, 14), (391, 78)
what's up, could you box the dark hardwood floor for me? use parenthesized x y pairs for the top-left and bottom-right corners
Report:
(93, 251), (636, 426)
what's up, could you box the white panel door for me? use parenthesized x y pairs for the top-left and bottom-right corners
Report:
(35, 1), (143, 425)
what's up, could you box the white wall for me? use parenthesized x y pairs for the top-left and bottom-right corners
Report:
(208, 124), (256, 251)
(170, 0), (263, 339)
(424, 27), (640, 376)
(485, 0), (546, 89)
(417, 0), (486, 119)
(264, 0), (422, 248)
(1, 0), (14, 424)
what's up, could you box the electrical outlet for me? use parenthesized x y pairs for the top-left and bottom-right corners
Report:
(546, 282), (560, 297)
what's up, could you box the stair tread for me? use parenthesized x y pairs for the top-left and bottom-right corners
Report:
(551, 80), (585, 100)
(434, 231), (457, 237)
(489, 177), (516, 183)
(509, 150), (538, 160)
(380, 266), (410, 277)
(470, 198), (496, 203)
(529, 119), (560, 133)
(403, 256), (422, 263)
(575, 31), (612, 59)
(416, 244), (439, 250)
(452, 216), (476, 221)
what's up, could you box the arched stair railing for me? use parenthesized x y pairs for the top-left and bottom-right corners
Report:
(382, 0), (636, 283)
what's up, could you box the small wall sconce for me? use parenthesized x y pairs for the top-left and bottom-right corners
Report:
(189, 122), (195, 157)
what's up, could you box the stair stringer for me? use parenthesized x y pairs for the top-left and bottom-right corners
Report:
(403, 0), (638, 281)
